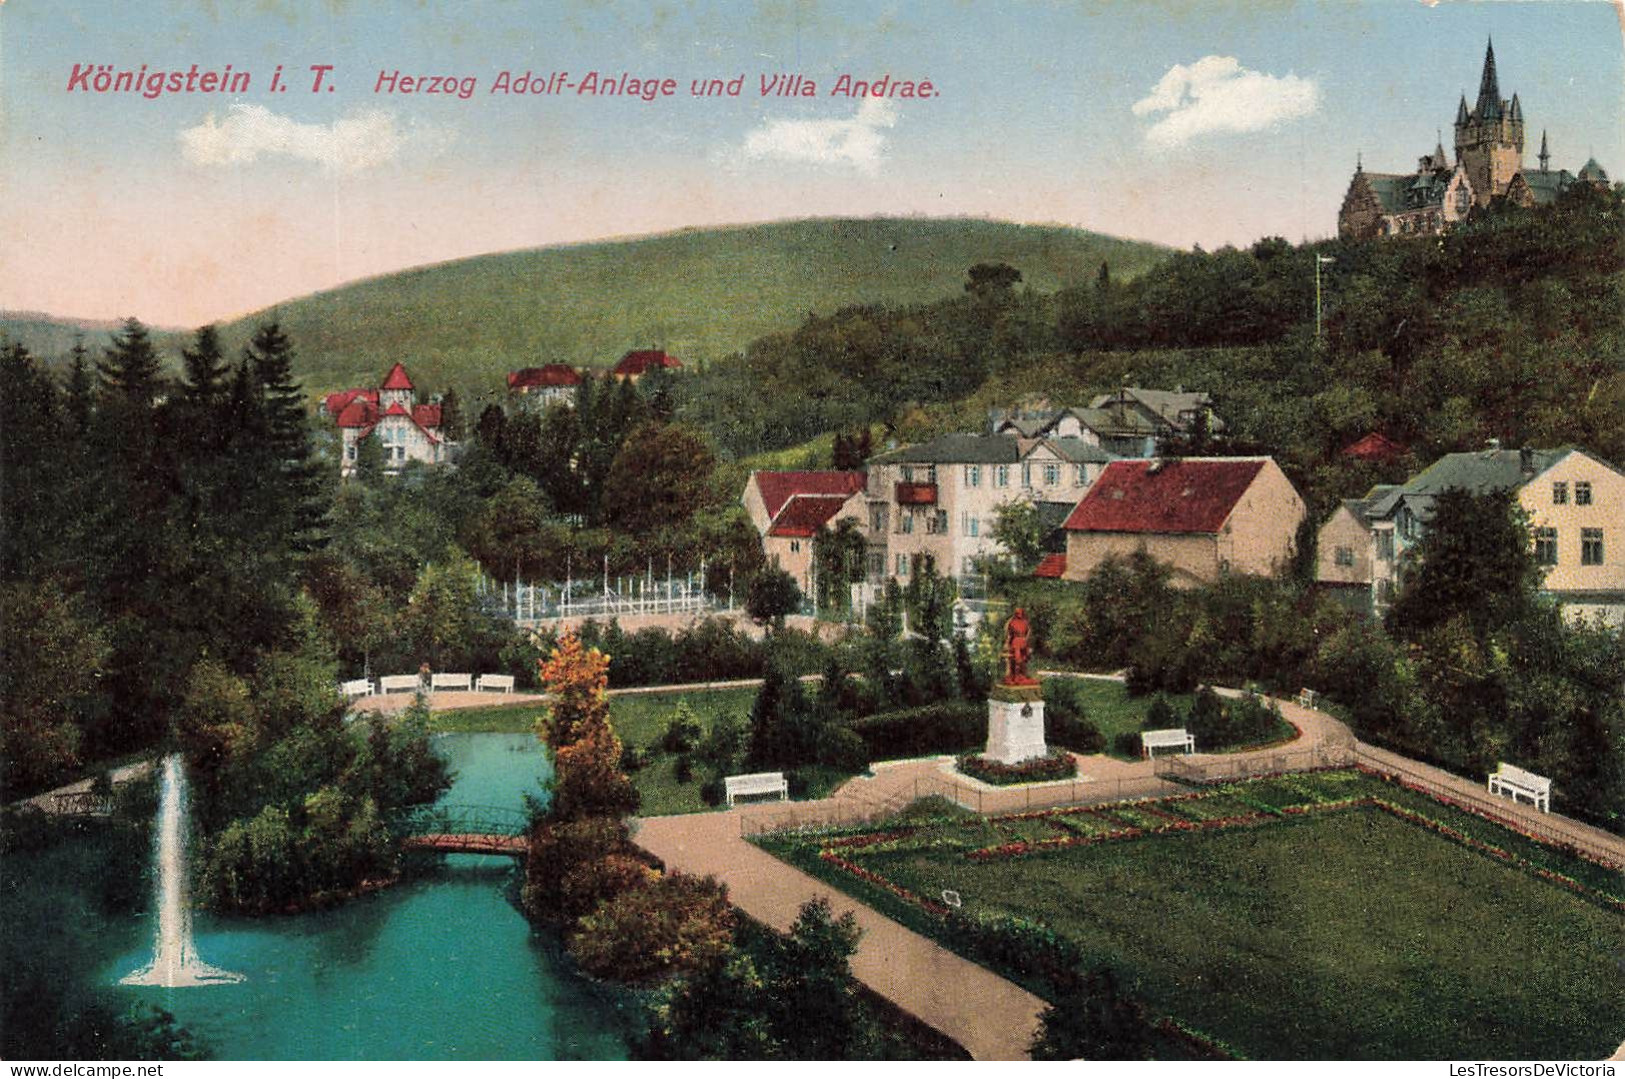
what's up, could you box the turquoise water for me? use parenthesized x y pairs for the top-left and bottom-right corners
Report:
(104, 733), (632, 1060)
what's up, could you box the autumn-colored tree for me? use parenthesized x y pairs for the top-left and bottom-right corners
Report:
(537, 633), (612, 750)
(551, 719), (640, 821)
(568, 872), (735, 982)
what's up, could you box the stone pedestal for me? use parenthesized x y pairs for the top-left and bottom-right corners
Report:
(985, 684), (1046, 765)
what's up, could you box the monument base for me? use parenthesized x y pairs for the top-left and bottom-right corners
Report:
(985, 684), (1047, 765)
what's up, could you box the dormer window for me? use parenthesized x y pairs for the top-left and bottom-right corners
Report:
(1553, 482), (1568, 505)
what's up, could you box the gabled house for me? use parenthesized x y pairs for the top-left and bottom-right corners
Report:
(1062, 457), (1305, 587)
(866, 433), (1115, 580)
(612, 349), (683, 383)
(1088, 387), (1222, 440)
(1329, 446), (1625, 625)
(507, 365), (582, 408)
(326, 362), (449, 476)
(741, 470), (867, 596)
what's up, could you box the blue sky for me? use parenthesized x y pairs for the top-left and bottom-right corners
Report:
(2, 0), (1621, 325)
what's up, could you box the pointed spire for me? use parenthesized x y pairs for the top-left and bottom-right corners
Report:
(1539, 129), (1550, 172)
(1456, 93), (1470, 125)
(1434, 129), (1448, 168)
(1509, 92), (1522, 122)
(1356, 150), (1362, 172)
(1475, 36), (1502, 119)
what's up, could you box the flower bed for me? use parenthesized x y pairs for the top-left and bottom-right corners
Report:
(956, 750), (1077, 786)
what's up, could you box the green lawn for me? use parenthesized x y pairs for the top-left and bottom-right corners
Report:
(760, 773), (1625, 1060)
(429, 687), (855, 816)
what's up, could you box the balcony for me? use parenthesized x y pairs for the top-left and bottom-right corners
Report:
(895, 482), (938, 505)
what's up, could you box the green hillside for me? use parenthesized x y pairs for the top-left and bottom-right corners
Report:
(193, 217), (1164, 398)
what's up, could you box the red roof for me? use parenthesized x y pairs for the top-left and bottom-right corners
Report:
(1034, 553), (1067, 579)
(508, 365), (583, 390)
(413, 404), (442, 429)
(753, 470), (866, 519)
(381, 362), (415, 391)
(335, 398), (377, 428)
(1341, 432), (1408, 461)
(613, 349), (683, 376)
(1063, 458), (1268, 535)
(768, 495), (852, 538)
(324, 388), (377, 415)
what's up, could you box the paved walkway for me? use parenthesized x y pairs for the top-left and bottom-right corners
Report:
(634, 808), (1049, 1061)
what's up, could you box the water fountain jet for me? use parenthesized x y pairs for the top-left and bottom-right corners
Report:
(120, 753), (244, 987)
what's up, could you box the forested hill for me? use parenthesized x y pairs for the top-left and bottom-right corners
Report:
(2, 218), (1164, 398)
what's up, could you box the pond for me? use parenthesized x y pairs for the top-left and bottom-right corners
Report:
(67, 733), (630, 1060)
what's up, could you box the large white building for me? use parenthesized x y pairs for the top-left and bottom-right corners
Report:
(324, 363), (450, 476)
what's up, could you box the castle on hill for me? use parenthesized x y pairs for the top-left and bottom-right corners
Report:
(1338, 39), (1611, 241)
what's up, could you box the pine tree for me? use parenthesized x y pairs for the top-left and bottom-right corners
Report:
(243, 321), (327, 552)
(97, 318), (162, 407)
(65, 336), (94, 439)
(181, 325), (230, 406)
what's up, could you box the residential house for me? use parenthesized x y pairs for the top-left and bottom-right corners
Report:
(1314, 487), (1396, 613)
(507, 364), (582, 408)
(866, 433), (1115, 581)
(325, 362), (449, 476)
(742, 471), (867, 596)
(1061, 457), (1306, 587)
(1337, 446), (1625, 626)
(1087, 387), (1222, 443)
(612, 349), (683, 383)
(989, 397), (1172, 458)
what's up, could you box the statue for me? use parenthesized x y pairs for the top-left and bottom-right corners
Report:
(1002, 607), (1037, 686)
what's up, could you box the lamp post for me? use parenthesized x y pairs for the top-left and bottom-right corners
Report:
(1315, 254), (1337, 342)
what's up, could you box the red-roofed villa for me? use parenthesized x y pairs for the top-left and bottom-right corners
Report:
(507, 364), (583, 408)
(742, 470), (867, 595)
(1062, 457), (1305, 587)
(612, 349), (683, 382)
(327, 362), (451, 476)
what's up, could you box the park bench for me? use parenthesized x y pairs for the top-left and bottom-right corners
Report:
(1297, 688), (1318, 709)
(431, 673), (473, 692)
(1141, 728), (1195, 758)
(724, 771), (789, 807)
(378, 674), (421, 694)
(476, 674), (516, 694)
(1487, 762), (1550, 813)
(339, 678), (373, 699)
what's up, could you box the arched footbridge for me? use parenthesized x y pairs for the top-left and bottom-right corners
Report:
(395, 804), (530, 857)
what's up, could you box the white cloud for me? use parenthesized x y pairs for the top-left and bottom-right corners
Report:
(738, 98), (899, 173)
(1132, 56), (1319, 149)
(178, 104), (444, 173)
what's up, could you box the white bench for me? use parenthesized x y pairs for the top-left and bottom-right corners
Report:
(378, 674), (421, 694)
(1297, 688), (1318, 709)
(339, 678), (374, 699)
(476, 674), (515, 694)
(431, 672), (473, 692)
(724, 771), (789, 807)
(1141, 728), (1195, 758)
(1488, 762), (1550, 813)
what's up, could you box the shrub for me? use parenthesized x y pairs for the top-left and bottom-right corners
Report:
(569, 873), (735, 982)
(698, 776), (725, 807)
(524, 815), (633, 920)
(660, 702), (703, 754)
(849, 702), (985, 760)
(957, 750), (1077, 785)
(1111, 731), (1142, 758)
(674, 754), (694, 784)
(621, 743), (650, 774)
(1050, 715), (1105, 755)
(1144, 694), (1178, 730)
(816, 725), (870, 772)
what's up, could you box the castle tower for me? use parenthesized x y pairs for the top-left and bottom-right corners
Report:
(1453, 38), (1526, 206)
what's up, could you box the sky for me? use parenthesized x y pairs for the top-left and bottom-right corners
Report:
(2, 0), (1622, 327)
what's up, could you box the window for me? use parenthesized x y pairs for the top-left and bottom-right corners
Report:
(1376, 531), (1394, 562)
(968, 516), (980, 538)
(1534, 527), (1558, 566)
(965, 464), (981, 487)
(869, 505), (886, 531)
(895, 554), (909, 577)
(1399, 508), (1418, 542)
(1582, 528), (1604, 566)
(1553, 482), (1568, 505)
(1043, 463), (1060, 487)
(1376, 578), (1393, 604)
(995, 465), (1010, 488)
(866, 551), (885, 578)
(900, 513), (913, 535)
(1074, 465), (1087, 487)
(900, 466), (914, 483)
(1576, 481), (1592, 506)
(346, 444), (357, 461)
(1334, 546), (1355, 567)
(1021, 463), (1032, 488)
(962, 557), (977, 576)
(928, 510), (948, 534)
(789, 540), (802, 554)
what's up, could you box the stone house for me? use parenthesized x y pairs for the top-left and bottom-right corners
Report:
(506, 364), (582, 408)
(324, 362), (448, 476)
(1061, 457), (1306, 587)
